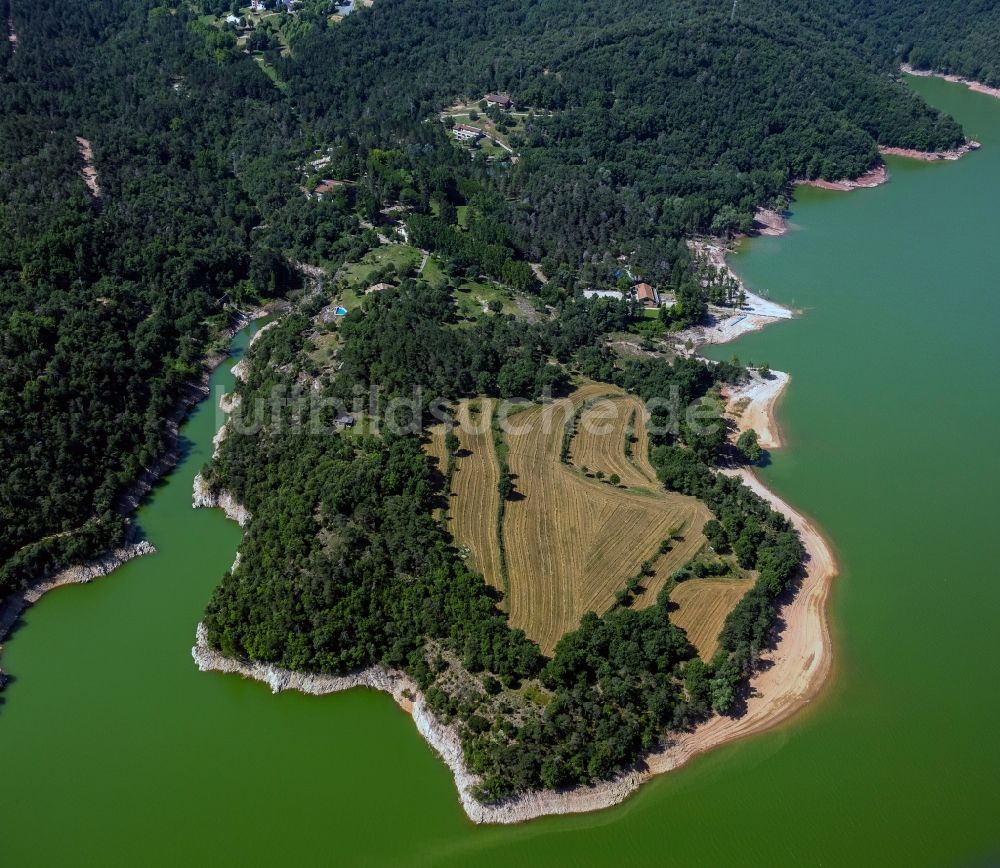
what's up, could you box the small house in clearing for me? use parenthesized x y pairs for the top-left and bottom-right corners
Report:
(334, 414), (356, 429)
(485, 93), (513, 109)
(634, 282), (660, 308)
(452, 123), (483, 142)
(366, 282), (394, 294)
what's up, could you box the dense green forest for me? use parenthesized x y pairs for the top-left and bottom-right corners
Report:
(284, 0), (968, 259)
(0, 0), (310, 590)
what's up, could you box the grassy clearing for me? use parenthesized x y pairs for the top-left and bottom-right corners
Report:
(670, 576), (754, 660)
(253, 54), (289, 92)
(307, 329), (341, 374)
(501, 384), (711, 655)
(421, 254), (447, 288)
(339, 243), (421, 287)
(453, 280), (519, 320)
(443, 111), (523, 151)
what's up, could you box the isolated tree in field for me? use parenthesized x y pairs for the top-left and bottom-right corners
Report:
(737, 429), (763, 463)
(445, 430), (460, 455)
(609, 472), (621, 486)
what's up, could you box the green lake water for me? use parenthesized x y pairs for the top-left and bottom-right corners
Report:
(2, 76), (998, 866)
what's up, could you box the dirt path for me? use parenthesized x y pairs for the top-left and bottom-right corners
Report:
(76, 137), (101, 198)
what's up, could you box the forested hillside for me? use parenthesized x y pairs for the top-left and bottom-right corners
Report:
(839, 0), (1000, 88)
(0, 0), (306, 590)
(285, 0), (966, 257)
(2, 0), (996, 603)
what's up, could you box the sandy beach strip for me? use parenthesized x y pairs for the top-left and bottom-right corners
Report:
(902, 64), (1000, 101)
(795, 164), (888, 192)
(878, 140), (980, 162)
(723, 370), (790, 449)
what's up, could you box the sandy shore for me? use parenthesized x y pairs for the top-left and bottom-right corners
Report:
(902, 63), (1000, 102)
(723, 370), (790, 449)
(680, 239), (795, 352)
(879, 141), (980, 161)
(192, 450), (838, 827)
(752, 208), (789, 237)
(795, 164), (888, 192)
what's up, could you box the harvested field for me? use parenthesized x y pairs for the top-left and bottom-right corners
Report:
(569, 392), (655, 486)
(424, 400), (504, 590)
(424, 423), (449, 522)
(502, 385), (711, 655)
(429, 384), (748, 658)
(449, 399), (503, 592)
(670, 576), (754, 660)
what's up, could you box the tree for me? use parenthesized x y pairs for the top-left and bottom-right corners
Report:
(609, 472), (621, 486)
(737, 429), (763, 464)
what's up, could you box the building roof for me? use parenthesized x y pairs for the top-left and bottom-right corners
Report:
(634, 282), (658, 303)
(485, 93), (513, 106)
(366, 282), (394, 294)
(453, 123), (482, 135)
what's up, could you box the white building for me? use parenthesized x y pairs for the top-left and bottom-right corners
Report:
(452, 123), (484, 142)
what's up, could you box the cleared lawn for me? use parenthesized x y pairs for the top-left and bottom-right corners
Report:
(502, 384), (711, 655)
(421, 254), (447, 288)
(670, 576), (754, 660)
(453, 281), (520, 320)
(339, 243), (421, 289)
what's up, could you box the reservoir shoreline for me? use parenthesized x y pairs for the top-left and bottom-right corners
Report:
(0, 307), (275, 677)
